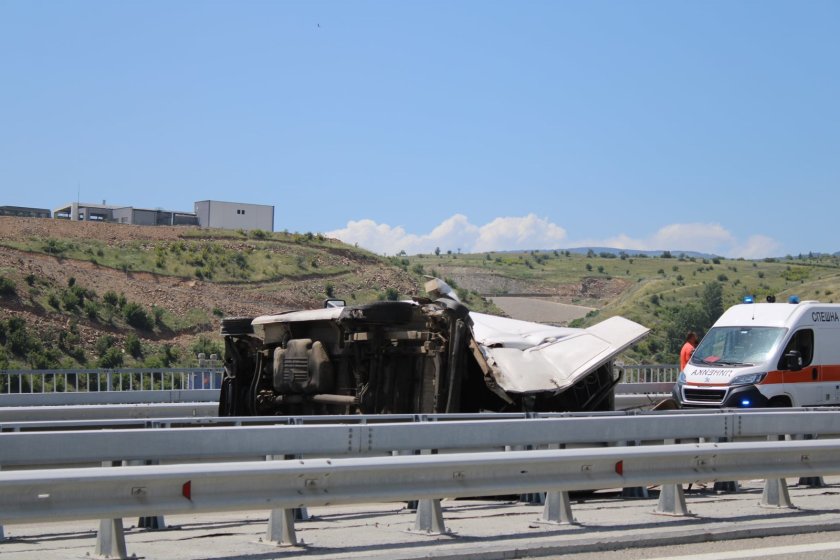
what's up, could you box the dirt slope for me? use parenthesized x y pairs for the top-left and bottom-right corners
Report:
(0, 217), (417, 365)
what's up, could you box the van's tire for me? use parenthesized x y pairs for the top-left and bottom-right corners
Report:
(768, 396), (792, 407)
(220, 317), (255, 336)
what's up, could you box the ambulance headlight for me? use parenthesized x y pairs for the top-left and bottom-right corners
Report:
(730, 373), (766, 385)
(677, 372), (686, 384)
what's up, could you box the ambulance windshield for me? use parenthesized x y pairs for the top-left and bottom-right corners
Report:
(691, 326), (786, 367)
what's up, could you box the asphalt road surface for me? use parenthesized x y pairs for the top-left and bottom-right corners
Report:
(555, 532), (840, 560)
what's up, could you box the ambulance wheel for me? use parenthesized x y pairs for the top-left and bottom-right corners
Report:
(768, 396), (792, 408)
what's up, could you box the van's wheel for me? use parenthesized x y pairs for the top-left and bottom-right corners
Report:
(768, 396), (792, 407)
(220, 317), (254, 336)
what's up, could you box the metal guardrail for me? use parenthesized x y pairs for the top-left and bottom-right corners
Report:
(0, 402), (219, 423)
(0, 407), (831, 557)
(1, 438), (838, 553)
(3, 409), (840, 467)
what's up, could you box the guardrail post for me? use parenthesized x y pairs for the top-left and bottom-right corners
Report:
(408, 415), (447, 534)
(95, 518), (128, 559)
(655, 484), (691, 516)
(620, 440), (648, 498)
(95, 462), (129, 558)
(266, 507), (298, 546)
(798, 434), (826, 487)
(125, 460), (166, 530)
(760, 435), (794, 509)
(537, 490), (576, 525)
(265, 453), (306, 545)
(506, 443), (543, 504)
(712, 437), (740, 493)
(412, 497), (446, 535)
(761, 478), (793, 509)
(798, 475), (826, 487)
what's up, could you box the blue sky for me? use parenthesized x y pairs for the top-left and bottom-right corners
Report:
(1, 1), (838, 258)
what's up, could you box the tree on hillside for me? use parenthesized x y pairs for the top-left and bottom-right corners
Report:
(700, 282), (724, 326)
(664, 304), (706, 356)
(663, 282), (725, 358)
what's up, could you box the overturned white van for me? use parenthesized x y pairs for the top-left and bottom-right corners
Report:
(674, 299), (840, 408)
(218, 279), (649, 416)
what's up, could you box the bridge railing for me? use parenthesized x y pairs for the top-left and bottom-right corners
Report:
(0, 365), (676, 395)
(0, 367), (224, 394)
(616, 363), (679, 384)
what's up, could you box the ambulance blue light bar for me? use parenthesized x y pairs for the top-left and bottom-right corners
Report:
(742, 295), (755, 304)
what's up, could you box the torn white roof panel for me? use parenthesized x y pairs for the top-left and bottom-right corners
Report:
(479, 315), (649, 394)
(470, 312), (582, 349)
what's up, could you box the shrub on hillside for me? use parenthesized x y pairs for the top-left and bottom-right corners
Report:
(0, 276), (16, 297)
(151, 305), (165, 326)
(61, 289), (82, 311)
(191, 335), (222, 359)
(160, 344), (179, 367)
(84, 300), (100, 321)
(5, 318), (38, 356)
(100, 292), (116, 308)
(95, 335), (118, 356)
(125, 333), (143, 359)
(123, 302), (153, 330)
(28, 347), (62, 369)
(98, 346), (124, 368)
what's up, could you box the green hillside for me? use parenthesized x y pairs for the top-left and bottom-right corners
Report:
(1, 217), (838, 369)
(406, 249), (840, 363)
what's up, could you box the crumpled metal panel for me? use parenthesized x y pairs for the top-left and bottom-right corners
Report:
(473, 315), (649, 394)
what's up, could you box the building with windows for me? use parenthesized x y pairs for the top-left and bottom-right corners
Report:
(0, 205), (51, 218)
(111, 207), (199, 226)
(194, 200), (274, 232)
(51, 200), (272, 231)
(53, 202), (117, 221)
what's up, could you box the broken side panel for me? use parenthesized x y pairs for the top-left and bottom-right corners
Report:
(473, 314), (650, 394)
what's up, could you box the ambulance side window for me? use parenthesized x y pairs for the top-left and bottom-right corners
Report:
(778, 329), (814, 369)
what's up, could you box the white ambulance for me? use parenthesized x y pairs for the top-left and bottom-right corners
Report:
(673, 299), (840, 408)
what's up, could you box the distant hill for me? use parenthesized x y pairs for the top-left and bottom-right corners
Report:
(563, 247), (721, 259)
(408, 247), (840, 363)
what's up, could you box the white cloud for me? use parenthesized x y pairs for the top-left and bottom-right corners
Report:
(576, 223), (781, 257)
(473, 215), (567, 253)
(731, 235), (781, 259)
(326, 213), (566, 255)
(326, 216), (781, 258)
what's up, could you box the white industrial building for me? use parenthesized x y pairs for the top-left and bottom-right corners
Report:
(51, 199), (274, 232)
(194, 200), (274, 232)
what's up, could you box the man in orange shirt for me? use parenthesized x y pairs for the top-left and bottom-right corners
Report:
(680, 331), (698, 370)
